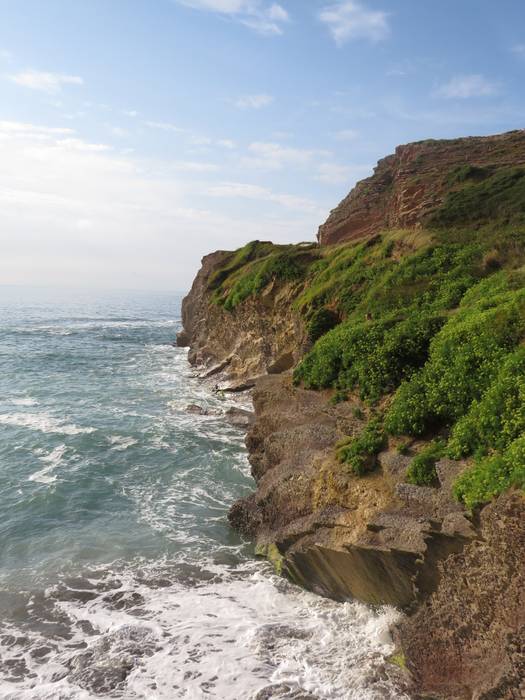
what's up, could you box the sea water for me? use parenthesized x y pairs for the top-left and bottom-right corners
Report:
(0, 287), (407, 700)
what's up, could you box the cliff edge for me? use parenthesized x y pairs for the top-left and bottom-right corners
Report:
(318, 129), (525, 245)
(178, 130), (525, 699)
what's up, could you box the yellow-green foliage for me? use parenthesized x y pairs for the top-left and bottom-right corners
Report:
(209, 241), (318, 310)
(429, 167), (525, 228)
(337, 418), (386, 476)
(210, 220), (525, 506)
(406, 440), (445, 486)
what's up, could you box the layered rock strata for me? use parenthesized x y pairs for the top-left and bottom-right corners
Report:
(318, 129), (525, 246)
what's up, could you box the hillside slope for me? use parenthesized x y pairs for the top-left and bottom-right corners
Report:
(178, 130), (525, 699)
(318, 129), (525, 245)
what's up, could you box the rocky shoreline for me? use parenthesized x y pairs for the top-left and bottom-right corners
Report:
(178, 131), (525, 699)
(178, 257), (524, 700)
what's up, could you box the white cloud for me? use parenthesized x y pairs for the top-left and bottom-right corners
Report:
(316, 161), (371, 184)
(123, 110), (139, 117)
(0, 120), (323, 290)
(512, 44), (525, 56)
(435, 74), (499, 99)
(208, 181), (320, 211)
(0, 120), (75, 137)
(235, 93), (274, 109)
(171, 160), (219, 172)
(9, 70), (84, 94)
(244, 141), (329, 170)
(217, 138), (235, 148)
(55, 138), (112, 153)
(175, 0), (289, 35)
(144, 120), (185, 132)
(0, 49), (13, 62)
(320, 1), (389, 46)
(109, 126), (132, 138)
(334, 128), (359, 141)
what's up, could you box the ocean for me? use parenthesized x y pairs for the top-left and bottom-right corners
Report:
(0, 287), (406, 700)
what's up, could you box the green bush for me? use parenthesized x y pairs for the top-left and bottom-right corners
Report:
(329, 389), (348, 405)
(448, 347), (525, 459)
(220, 247), (315, 310)
(385, 287), (525, 435)
(307, 307), (340, 343)
(406, 440), (445, 486)
(429, 167), (525, 228)
(453, 435), (525, 509)
(337, 418), (386, 476)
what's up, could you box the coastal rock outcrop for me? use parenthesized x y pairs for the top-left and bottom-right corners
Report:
(318, 129), (525, 246)
(178, 249), (307, 383)
(179, 129), (525, 699)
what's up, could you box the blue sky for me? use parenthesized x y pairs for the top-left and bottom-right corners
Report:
(1, 0), (524, 289)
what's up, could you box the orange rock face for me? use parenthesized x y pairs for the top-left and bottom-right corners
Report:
(318, 130), (525, 246)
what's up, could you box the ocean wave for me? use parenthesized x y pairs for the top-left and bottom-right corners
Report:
(0, 560), (409, 700)
(0, 412), (96, 436)
(28, 444), (69, 485)
(10, 397), (39, 407)
(107, 435), (139, 451)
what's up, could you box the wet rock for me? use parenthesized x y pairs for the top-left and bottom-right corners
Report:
(255, 684), (318, 700)
(175, 329), (190, 347)
(221, 378), (260, 393)
(228, 494), (262, 538)
(224, 407), (255, 429)
(66, 625), (158, 694)
(185, 404), (209, 415)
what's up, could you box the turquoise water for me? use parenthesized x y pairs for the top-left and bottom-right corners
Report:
(0, 287), (405, 700)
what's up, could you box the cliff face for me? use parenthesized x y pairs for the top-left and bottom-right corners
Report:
(179, 130), (525, 699)
(318, 129), (525, 245)
(177, 250), (308, 386)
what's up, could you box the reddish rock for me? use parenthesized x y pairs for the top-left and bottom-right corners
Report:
(318, 130), (525, 246)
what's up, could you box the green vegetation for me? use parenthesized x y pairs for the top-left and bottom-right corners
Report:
(209, 241), (318, 310)
(209, 165), (525, 506)
(307, 307), (340, 343)
(336, 417), (386, 476)
(406, 440), (445, 486)
(453, 436), (525, 509)
(430, 167), (525, 228)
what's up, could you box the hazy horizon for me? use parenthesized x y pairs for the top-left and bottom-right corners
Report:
(1, 0), (525, 290)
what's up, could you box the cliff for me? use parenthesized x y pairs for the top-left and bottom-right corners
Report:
(178, 130), (525, 699)
(318, 129), (525, 245)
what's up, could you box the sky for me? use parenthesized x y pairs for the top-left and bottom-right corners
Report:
(1, 0), (524, 291)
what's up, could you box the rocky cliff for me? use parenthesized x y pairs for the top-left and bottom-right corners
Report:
(177, 246), (309, 388)
(318, 129), (525, 246)
(178, 130), (525, 699)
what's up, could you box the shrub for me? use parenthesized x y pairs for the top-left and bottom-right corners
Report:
(406, 440), (445, 486)
(448, 347), (525, 459)
(330, 389), (348, 405)
(385, 287), (525, 435)
(220, 247), (315, 310)
(429, 167), (525, 228)
(307, 307), (340, 343)
(453, 435), (525, 509)
(337, 418), (386, 476)
(397, 441), (411, 456)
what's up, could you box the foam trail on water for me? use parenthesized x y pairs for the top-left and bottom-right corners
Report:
(0, 289), (408, 700)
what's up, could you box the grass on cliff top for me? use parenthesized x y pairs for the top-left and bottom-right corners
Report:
(206, 165), (525, 508)
(429, 166), (525, 228)
(208, 240), (319, 310)
(292, 226), (525, 508)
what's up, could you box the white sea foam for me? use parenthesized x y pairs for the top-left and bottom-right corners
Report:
(11, 397), (39, 407)
(0, 560), (409, 700)
(107, 435), (139, 451)
(0, 412), (96, 436)
(28, 444), (68, 484)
